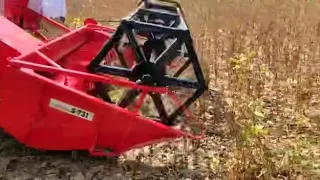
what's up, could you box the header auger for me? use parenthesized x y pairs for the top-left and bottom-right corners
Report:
(0, 0), (208, 156)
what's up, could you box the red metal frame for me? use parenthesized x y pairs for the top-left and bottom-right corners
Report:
(6, 58), (205, 156)
(0, 15), (206, 156)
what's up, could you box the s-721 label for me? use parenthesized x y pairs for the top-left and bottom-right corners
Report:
(49, 98), (94, 121)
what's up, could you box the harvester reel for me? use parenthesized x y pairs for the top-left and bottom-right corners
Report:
(88, 0), (207, 125)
